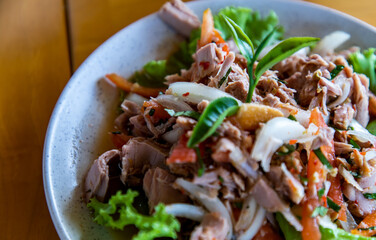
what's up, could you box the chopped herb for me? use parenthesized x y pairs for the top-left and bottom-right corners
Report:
(349, 138), (361, 150)
(367, 120), (376, 136)
(276, 144), (296, 156)
(148, 108), (155, 116)
(330, 65), (344, 79)
(313, 148), (333, 169)
(318, 188), (325, 198)
(358, 226), (376, 231)
(363, 193), (376, 200)
(278, 79), (287, 84)
(300, 176), (308, 184)
(288, 114), (297, 121)
(218, 176), (224, 184)
(187, 97), (239, 148)
(165, 109), (201, 120)
(350, 170), (361, 179)
(195, 147), (205, 177)
(111, 131), (122, 134)
(234, 202), (243, 209)
(218, 67), (232, 87)
(327, 198), (341, 212)
(311, 206), (328, 217)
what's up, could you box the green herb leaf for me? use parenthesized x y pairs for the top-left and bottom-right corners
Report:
(195, 147), (205, 177)
(318, 188), (325, 198)
(349, 138), (361, 150)
(165, 109), (201, 120)
(219, 67), (232, 87)
(348, 48), (376, 94)
(187, 97), (239, 148)
(327, 197), (341, 212)
(330, 65), (345, 79)
(276, 144), (296, 156)
(220, 15), (254, 61)
(311, 206), (328, 217)
(288, 114), (297, 121)
(255, 37), (320, 80)
(313, 148), (333, 169)
(363, 193), (376, 200)
(358, 226), (376, 231)
(130, 60), (168, 88)
(87, 190), (180, 239)
(246, 26), (280, 102)
(367, 120), (376, 136)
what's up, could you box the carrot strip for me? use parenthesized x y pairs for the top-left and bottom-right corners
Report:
(166, 135), (197, 164)
(105, 73), (165, 98)
(351, 212), (376, 237)
(198, 9), (215, 48)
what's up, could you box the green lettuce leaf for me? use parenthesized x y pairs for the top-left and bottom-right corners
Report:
(87, 190), (180, 240)
(348, 48), (376, 94)
(320, 226), (374, 240)
(214, 6), (284, 48)
(130, 29), (200, 88)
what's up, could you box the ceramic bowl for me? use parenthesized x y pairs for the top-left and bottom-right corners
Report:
(43, 0), (376, 239)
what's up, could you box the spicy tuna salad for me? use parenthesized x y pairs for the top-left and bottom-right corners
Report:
(83, 0), (376, 239)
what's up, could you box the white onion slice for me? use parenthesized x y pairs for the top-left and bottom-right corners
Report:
(281, 163), (305, 204)
(124, 93), (147, 106)
(165, 203), (206, 222)
(365, 151), (376, 161)
(339, 165), (363, 191)
(168, 82), (242, 105)
(347, 130), (376, 146)
(235, 196), (257, 232)
(155, 94), (193, 111)
(312, 31), (351, 55)
(327, 79), (351, 108)
(175, 178), (233, 238)
(281, 209), (303, 231)
(237, 206), (266, 240)
(161, 127), (184, 144)
(251, 117), (312, 172)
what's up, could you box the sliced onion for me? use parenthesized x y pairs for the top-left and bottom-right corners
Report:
(124, 93), (147, 106)
(327, 79), (351, 108)
(168, 82), (242, 105)
(347, 130), (376, 146)
(175, 178), (233, 238)
(281, 208), (303, 231)
(165, 203), (206, 222)
(281, 163), (305, 204)
(155, 94), (193, 111)
(339, 165), (363, 191)
(365, 151), (376, 161)
(227, 143), (258, 179)
(251, 117), (312, 172)
(339, 209), (358, 232)
(161, 126), (184, 144)
(237, 206), (266, 240)
(235, 196), (257, 232)
(312, 31), (351, 55)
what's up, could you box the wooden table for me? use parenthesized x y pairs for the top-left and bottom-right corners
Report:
(0, 0), (374, 238)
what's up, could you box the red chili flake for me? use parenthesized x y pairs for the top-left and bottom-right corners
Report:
(289, 139), (298, 145)
(360, 151), (367, 156)
(199, 61), (210, 70)
(182, 92), (190, 97)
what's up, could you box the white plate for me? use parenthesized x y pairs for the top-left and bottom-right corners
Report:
(43, 0), (376, 239)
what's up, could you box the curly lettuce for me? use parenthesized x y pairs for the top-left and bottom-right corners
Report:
(348, 48), (376, 94)
(87, 190), (180, 240)
(214, 6), (284, 48)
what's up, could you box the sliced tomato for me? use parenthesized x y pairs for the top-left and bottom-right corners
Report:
(142, 100), (171, 124)
(252, 221), (283, 240)
(110, 133), (132, 149)
(166, 134), (197, 164)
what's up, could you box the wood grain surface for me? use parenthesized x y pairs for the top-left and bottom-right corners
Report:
(0, 0), (374, 238)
